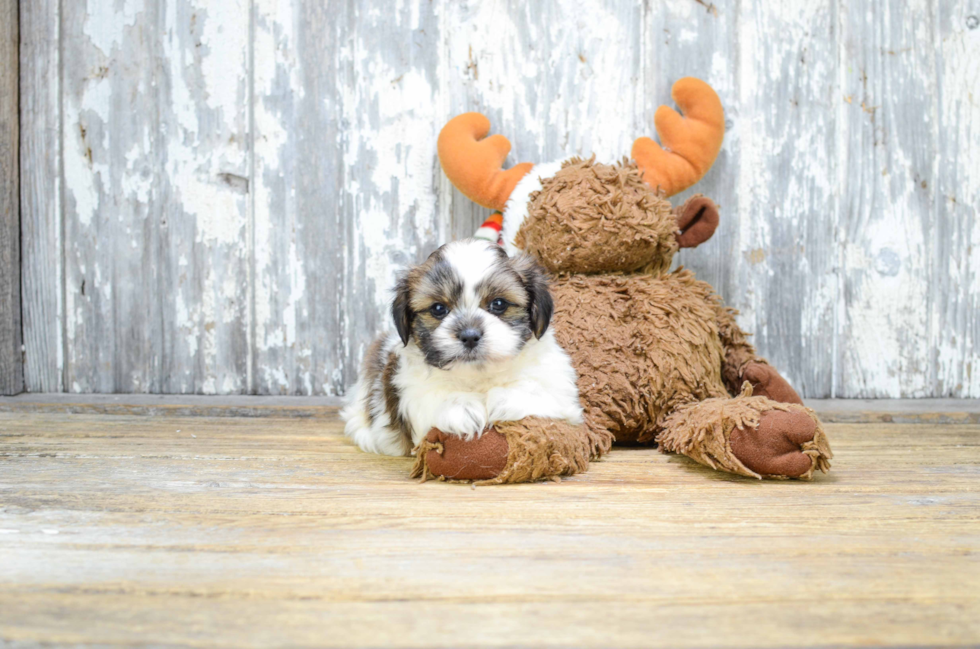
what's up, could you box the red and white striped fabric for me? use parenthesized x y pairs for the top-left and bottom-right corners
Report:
(473, 212), (504, 245)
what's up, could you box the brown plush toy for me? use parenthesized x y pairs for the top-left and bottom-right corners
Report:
(413, 78), (833, 484)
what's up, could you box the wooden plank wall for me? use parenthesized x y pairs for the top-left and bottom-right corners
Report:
(0, 0), (21, 395)
(17, 0), (980, 398)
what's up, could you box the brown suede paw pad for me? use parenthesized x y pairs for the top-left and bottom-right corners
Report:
(730, 410), (817, 478)
(412, 428), (509, 482)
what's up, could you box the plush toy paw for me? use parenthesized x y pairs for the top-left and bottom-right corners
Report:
(411, 417), (613, 485)
(412, 427), (510, 482)
(741, 362), (803, 405)
(659, 389), (832, 480)
(729, 410), (824, 478)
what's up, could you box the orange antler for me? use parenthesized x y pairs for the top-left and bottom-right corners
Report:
(438, 113), (533, 211)
(632, 78), (725, 197)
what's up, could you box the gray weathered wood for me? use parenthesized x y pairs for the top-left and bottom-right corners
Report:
(441, 0), (646, 241)
(19, 0), (63, 393)
(251, 1), (445, 395)
(839, 0), (940, 397)
(934, 0), (980, 397)
(0, 0), (21, 395)
(334, 1), (446, 395)
(16, 0), (980, 398)
(59, 0), (251, 393)
(251, 0), (345, 396)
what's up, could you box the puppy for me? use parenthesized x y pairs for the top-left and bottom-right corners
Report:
(342, 238), (583, 456)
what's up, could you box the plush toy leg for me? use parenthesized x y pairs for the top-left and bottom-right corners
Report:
(659, 384), (833, 480)
(740, 361), (803, 404)
(411, 417), (613, 485)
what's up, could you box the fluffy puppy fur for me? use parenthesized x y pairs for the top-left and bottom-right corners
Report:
(342, 239), (583, 456)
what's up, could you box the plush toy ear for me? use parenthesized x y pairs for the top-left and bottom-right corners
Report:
(675, 194), (719, 248)
(512, 254), (553, 338)
(392, 274), (414, 346)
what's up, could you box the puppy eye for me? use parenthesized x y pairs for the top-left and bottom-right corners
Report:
(429, 303), (449, 319)
(488, 298), (509, 315)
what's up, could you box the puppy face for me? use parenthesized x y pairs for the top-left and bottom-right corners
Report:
(393, 239), (553, 368)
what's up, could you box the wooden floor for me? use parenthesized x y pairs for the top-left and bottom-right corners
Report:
(1, 407), (978, 648)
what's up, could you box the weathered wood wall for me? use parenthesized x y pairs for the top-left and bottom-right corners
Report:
(1, 0), (21, 395)
(17, 0), (980, 398)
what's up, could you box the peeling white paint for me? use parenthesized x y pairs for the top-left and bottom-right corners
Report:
(83, 0), (144, 57)
(341, 55), (438, 321)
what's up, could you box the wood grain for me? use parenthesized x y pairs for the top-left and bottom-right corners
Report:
(838, 0), (955, 398)
(336, 1), (446, 393)
(251, 0), (344, 396)
(252, 1), (445, 396)
(0, 411), (977, 647)
(19, 0), (63, 393)
(0, 0), (20, 395)
(440, 1), (646, 240)
(59, 0), (251, 393)
(16, 0), (980, 397)
(934, 1), (980, 397)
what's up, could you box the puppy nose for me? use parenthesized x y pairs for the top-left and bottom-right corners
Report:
(458, 328), (482, 349)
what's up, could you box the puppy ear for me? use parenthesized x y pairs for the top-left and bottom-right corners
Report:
(392, 273), (414, 346)
(513, 253), (553, 339)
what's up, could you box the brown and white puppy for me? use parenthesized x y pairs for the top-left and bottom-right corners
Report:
(342, 239), (583, 456)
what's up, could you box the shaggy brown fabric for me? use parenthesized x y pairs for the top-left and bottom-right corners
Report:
(515, 158), (678, 275)
(740, 361), (804, 405)
(411, 418), (613, 485)
(551, 270), (730, 445)
(674, 194), (720, 248)
(715, 305), (767, 396)
(658, 383), (833, 480)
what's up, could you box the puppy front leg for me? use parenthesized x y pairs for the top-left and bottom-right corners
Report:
(486, 385), (582, 426)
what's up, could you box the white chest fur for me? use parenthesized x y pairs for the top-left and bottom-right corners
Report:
(394, 329), (583, 446)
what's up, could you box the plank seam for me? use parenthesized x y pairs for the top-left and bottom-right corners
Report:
(57, 0), (66, 393)
(832, 0), (844, 399)
(247, 0), (256, 395)
(1, 0), (23, 395)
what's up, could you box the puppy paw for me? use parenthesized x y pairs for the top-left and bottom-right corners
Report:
(435, 396), (489, 440)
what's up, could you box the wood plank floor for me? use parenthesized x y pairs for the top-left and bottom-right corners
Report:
(1, 410), (978, 648)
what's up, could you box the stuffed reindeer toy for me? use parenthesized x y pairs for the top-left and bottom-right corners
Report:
(412, 78), (832, 484)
